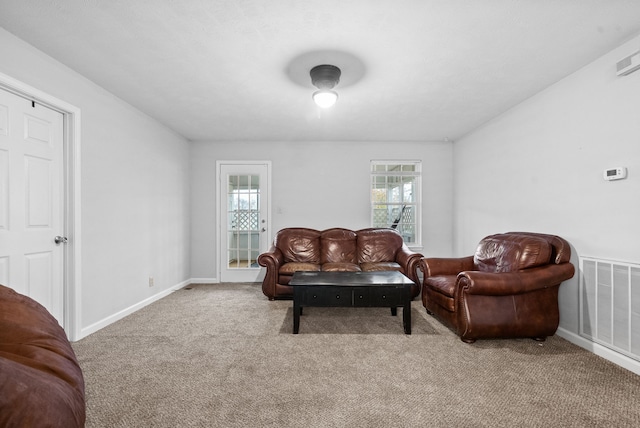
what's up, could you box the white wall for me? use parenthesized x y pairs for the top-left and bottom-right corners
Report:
(190, 140), (453, 281)
(0, 28), (191, 337)
(453, 34), (640, 339)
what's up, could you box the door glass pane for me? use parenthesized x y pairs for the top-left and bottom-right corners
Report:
(227, 174), (260, 269)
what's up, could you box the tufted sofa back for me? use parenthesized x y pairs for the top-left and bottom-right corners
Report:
(357, 227), (403, 263)
(320, 228), (358, 264)
(274, 227), (405, 265)
(275, 228), (321, 264)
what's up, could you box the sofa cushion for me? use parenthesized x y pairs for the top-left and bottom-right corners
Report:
(360, 261), (402, 273)
(320, 228), (358, 264)
(279, 262), (321, 274)
(322, 262), (361, 272)
(275, 228), (321, 264)
(474, 234), (552, 273)
(357, 228), (402, 263)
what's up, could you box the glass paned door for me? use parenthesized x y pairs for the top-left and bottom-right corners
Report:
(227, 174), (260, 269)
(219, 162), (270, 282)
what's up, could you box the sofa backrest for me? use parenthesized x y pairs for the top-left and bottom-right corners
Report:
(357, 228), (403, 263)
(275, 228), (321, 264)
(273, 227), (406, 265)
(474, 233), (552, 273)
(320, 228), (358, 264)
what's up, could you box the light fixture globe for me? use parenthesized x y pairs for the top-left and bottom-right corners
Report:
(312, 90), (338, 108)
(310, 64), (341, 108)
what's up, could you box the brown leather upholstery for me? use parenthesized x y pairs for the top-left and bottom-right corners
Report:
(0, 284), (85, 427)
(320, 228), (358, 265)
(420, 232), (575, 343)
(258, 227), (422, 299)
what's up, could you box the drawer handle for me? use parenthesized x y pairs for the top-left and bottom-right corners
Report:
(336, 295), (340, 299)
(382, 295), (386, 299)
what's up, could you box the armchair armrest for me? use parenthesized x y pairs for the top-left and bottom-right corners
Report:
(457, 263), (575, 296)
(420, 256), (475, 277)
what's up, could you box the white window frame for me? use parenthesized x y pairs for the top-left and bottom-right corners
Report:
(370, 160), (421, 248)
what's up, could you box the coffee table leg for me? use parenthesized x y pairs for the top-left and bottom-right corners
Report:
(293, 300), (300, 334)
(403, 293), (411, 335)
(390, 307), (397, 316)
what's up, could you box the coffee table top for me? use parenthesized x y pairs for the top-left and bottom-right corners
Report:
(290, 271), (414, 287)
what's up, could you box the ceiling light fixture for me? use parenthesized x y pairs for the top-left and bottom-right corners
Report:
(310, 64), (341, 108)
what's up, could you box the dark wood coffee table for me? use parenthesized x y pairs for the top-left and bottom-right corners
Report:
(289, 271), (414, 334)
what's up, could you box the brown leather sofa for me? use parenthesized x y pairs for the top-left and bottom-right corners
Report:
(258, 227), (422, 300)
(420, 232), (575, 343)
(0, 284), (85, 427)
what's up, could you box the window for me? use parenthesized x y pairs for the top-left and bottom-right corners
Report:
(371, 161), (421, 245)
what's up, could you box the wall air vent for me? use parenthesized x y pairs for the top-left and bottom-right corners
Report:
(616, 51), (640, 76)
(580, 257), (640, 363)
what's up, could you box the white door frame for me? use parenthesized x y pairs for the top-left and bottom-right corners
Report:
(0, 72), (82, 341)
(216, 160), (271, 282)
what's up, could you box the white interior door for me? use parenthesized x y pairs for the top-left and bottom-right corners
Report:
(0, 88), (65, 325)
(219, 162), (270, 282)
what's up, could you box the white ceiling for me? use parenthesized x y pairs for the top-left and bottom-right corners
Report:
(2, 0), (640, 142)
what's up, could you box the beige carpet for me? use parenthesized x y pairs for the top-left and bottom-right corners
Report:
(72, 283), (640, 427)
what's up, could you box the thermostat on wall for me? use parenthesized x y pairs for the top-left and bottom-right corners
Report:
(603, 167), (627, 181)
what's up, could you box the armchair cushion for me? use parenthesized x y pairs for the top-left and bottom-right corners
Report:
(424, 275), (457, 311)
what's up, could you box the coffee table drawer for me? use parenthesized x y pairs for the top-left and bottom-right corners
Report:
(301, 286), (353, 306)
(353, 287), (403, 307)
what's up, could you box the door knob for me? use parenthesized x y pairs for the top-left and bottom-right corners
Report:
(54, 236), (68, 245)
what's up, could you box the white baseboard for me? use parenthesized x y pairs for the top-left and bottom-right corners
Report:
(556, 327), (640, 376)
(77, 279), (190, 340)
(189, 277), (219, 284)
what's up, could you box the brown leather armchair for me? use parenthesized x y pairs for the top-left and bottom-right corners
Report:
(258, 227), (422, 300)
(420, 232), (575, 343)
(0, 284), (85, 427)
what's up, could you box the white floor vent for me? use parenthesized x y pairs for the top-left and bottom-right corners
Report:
(580, 257), (640, 362)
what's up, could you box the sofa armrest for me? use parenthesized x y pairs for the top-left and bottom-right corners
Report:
(258, 246), (284, 269)
(396, 246), (423, 284)
(258, 246), (284, 300)
(457, 263), (575, 296)
(420, 256), (475, 277)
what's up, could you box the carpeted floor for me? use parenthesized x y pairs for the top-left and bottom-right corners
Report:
(72, 283), (640, 427)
